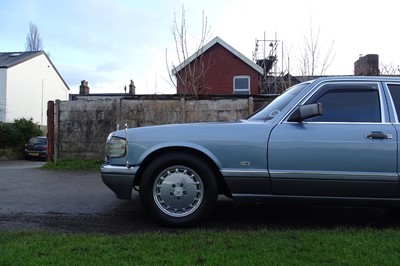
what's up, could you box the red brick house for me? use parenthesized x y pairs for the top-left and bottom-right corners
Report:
(172, 36), (263, 95)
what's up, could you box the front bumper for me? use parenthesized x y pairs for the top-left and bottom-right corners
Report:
(101, 164), (139, 199)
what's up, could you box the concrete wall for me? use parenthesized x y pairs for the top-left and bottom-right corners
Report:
(53, 97), (270, 160)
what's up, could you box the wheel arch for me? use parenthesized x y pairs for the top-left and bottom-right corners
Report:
(134, 146), (232, 198)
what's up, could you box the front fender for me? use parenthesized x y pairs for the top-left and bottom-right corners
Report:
(133, 142), (223, 169)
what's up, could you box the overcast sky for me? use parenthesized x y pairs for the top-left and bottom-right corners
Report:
(1, 0), (399, 94)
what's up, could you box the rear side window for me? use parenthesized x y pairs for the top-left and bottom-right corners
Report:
(387, 84), (400, 120)
(305, 83), (381, 122)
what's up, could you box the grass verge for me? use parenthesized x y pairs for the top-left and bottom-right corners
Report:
(1, 228), (400, 265)
(41, 158), (103, 170)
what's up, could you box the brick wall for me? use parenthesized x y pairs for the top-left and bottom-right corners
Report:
(176, 44), (260, 95)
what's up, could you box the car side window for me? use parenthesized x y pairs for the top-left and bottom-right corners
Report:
(387, 84), (400, 121)
(305, 83), (381, 122)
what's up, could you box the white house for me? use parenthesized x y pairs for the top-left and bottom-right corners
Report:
(0, 51), (69, 126)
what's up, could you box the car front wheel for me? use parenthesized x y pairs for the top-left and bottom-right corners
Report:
(139, 152), (218, 227)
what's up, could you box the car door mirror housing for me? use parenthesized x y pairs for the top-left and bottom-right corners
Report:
(288, 103), (323, 122)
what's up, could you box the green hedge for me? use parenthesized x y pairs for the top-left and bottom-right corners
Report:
(0, 118), (43, 159)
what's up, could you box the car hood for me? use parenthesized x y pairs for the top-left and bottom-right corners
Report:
(113, 120), (270, 141)
(109, 120), (274, 169)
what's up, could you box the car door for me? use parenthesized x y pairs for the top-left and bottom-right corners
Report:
(268, 81), (398, 198)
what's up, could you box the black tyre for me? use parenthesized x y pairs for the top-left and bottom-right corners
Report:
(139, 152), (218, 227)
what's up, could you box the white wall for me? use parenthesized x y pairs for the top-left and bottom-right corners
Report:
(6, 54), (69, 125)
(0, 69), (6, 122)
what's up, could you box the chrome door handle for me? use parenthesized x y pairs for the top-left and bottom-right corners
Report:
(365, 131), (393, 139)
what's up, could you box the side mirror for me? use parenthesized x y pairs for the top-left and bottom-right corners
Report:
(288, 102), (323, 122)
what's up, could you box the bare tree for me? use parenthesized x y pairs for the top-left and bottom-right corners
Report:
(166, 5), (213, 98)
(298, 19), (335, 77)
(25, 22), (44, 51)
(380, 62), (400, 76)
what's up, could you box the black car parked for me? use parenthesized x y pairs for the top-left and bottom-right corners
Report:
(23, 136), (47, 160)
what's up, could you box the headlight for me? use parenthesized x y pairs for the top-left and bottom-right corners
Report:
(106, 136), (126, 158)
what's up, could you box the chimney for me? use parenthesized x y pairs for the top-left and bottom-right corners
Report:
(354, 54), (380, 76)
(79, 80), (90, 95)
(129, 80), (136, 95)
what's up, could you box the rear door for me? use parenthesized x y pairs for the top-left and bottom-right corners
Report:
(268, 81), (398, 198)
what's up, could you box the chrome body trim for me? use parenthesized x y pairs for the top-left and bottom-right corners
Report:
(231, 194), (400, 204)
(269, 170), (398, 180)
(220, 169), (269, 178)
(101, 164), (139, 174)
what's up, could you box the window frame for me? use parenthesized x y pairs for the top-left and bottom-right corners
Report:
(385, 82), (400, 123)
(286, 81), (385, 124)
(233, 75), (250, 95)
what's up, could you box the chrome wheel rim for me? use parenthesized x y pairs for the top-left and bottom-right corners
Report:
(153, 165), (204, 218)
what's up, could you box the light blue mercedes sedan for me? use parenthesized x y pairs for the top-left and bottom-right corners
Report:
(101, 76), (400, 227)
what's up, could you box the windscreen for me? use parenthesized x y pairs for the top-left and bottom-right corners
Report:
(247, 83), (309, 121)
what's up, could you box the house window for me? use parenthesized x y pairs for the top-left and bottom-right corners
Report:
(233, 76), (250, 95)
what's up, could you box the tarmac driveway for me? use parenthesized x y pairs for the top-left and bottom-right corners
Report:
(0, 160), (117, 214)
(0, 160), (151, 233)
(0, 160), (399, 234)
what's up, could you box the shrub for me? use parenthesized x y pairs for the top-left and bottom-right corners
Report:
(0, 118), (43, 159)
(12, 118), (43, 149)
(0, 147), (13, 160)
